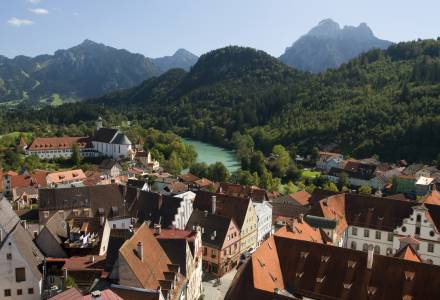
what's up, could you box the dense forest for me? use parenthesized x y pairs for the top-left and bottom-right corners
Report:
(3, 39), (440, 164)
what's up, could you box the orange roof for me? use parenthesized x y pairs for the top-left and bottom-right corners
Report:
(154, 228), (196, 240)
(10, 170), (48, 189)
(250, 235), (285, 293)
(394, 244), (422, 263)
(47, 255), (106, 271)
(118, 223), (173, 289)
(46, 169), (86, 185)
(274, 220), (324, 244)
(28, 136), (91, 151)
(195, 178), (213, 187)
(318, 194), (347, 238)
(290, 191), (312, 206)
(421, 190), (440, 205)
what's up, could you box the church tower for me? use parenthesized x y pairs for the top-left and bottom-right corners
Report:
(96, 116), (103, 131)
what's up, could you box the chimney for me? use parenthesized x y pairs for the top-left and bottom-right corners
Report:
(367, 246), (374, 269)
(99, 215), (105, 226)
(137, 241), (143, 261)
(90, 255), (95, 263)
(155, 224), (161, 235)
(211, 195), (216, 214)
(298, 214), (304, 223)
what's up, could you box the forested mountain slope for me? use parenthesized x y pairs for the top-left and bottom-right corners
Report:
(4, 40), (440, 163)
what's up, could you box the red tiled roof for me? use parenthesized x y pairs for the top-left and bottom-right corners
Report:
(11, 170), (48, 189)
(394, 244), (422, 263)
(46, 169), (86, 185)
(289, 191), (312, 206)
(118, 223), (173, 290)
(28, 136), (91, 151)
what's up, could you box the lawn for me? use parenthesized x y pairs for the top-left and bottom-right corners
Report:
(301, 169), (321, 179)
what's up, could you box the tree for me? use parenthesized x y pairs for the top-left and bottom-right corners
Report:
(270, 144), (290, 178)
(338, 172), (349, 189)
(190, 162), (209, 178)
(208, 162), (230, 182)
(359, 185), (372, 195)
(284, 181), (298, 194)
(249, 151), (266, 176)
(71, 143), (81, 166)
(164, 152), (182, 175)
(311, 147), (320, 162)
(286, 163), (302, 182)
(323, 182), (339, 192)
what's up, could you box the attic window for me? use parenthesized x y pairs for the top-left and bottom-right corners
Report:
(269, 272), (277, 282)
(296, 272), (304, 278)
(343, 282), (353, 289)
(268, 243), (272, 250)
(404, 271), (415, 281)
(347, 260), (357, 269)
(257, 258), (266, 267)
(321, 256), (330, 263)
(300, 251), (309, 259)
(316, 276), (325, 283)
(367, 286), (377, 295)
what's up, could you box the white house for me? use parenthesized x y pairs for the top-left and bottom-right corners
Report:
(309, 193), (440, 266)
(253, 201), (272, 244)
(316, 152), (344, 172)
(173, 191), (196, 230)
(26, 136), (96, 159)
(92, 127), (133, 159)
(0, 199), (43, 300)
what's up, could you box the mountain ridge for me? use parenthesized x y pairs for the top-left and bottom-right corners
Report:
(0, 40), (198, 104)
(279, 19), (392, 73)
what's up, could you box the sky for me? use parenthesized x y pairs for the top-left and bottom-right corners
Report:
(1, 0), (440, 59)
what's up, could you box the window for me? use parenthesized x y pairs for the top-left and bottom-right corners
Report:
(416, 214), (421, 222)
(388, 232), (393, 242)
(363, 244), (369, 251)
(4, 289), (11, 297)
(428, 243), (434, 253)
(28, 288), (34, 295)
(415, 227), (421, 235)
(6, 253), (11, 260)
(112, 224), (116, 229)
(402, 226), (407, 233)
(374, 245), (380, 254)
(375, 231), (381, 240)
(350, 241), (357, 250)
(364, 229), (369, 238)
(43, 211), (49, 219)
(15, 268), (26, 282)
(17, 289), (22, 296)
(203, 247), (207, 256)
(352, 227), (357, 236)
(386, 248), (393, 255)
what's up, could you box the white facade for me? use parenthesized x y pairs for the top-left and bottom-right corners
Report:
(27, 148), (97, 159)
(172, 191), (196, 230)
(108, 217), (134, 230)
(0, 230), (42, 300)
(254, 201), (272, 244)
(316, 153), (344, 172)
(92, 141), (132, 159)
(344, 204), (440, 265)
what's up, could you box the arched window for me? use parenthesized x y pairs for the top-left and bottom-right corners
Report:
(374, 245), (380, 254)
(363, 244), (369, 252)
(386, 248), (393, 256)
(416, 214), (421, 222)
(351, 241), (357, 250)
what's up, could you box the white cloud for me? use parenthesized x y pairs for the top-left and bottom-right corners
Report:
(28, 0), (41, 4)
(29, 8), (49, 15)
(7, 17), (34, 27)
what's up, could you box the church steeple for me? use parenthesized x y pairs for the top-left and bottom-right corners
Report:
(96, 116), (103, 131)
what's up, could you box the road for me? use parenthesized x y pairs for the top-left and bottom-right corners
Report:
(201, 269), (237, 300)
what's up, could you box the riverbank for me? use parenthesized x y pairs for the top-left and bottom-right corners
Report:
(182, 138), (240, 173)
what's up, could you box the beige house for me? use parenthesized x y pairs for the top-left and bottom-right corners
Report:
(193, 191), (258, 254)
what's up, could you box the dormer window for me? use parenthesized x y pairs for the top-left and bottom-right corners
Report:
(347, 260), (357, 268)
(343, 282), (352, 289)
(321, 256), (330, 263)
(316, 275), (325, 283)
(404, 271), (415, 281)
(367, 286), (377, 295)
(296, 272), (304, 278)
(300, 251), (309, 259)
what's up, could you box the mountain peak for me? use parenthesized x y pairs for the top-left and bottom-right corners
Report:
(280, 19), (392, 73)
(308, 19), (341, 38)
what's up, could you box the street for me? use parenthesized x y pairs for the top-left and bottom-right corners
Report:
(201, 269), (237, 300)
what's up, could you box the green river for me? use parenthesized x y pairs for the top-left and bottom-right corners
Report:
(182, 138), (241, 173)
